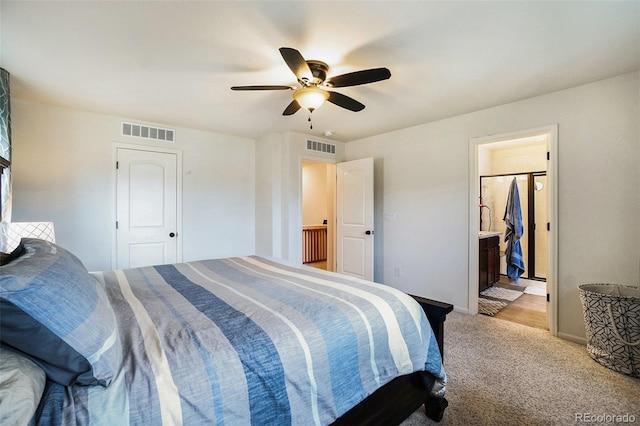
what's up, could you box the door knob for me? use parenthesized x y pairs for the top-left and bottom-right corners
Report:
(365, 230), (374, 235)
(169, 232), (176, 238)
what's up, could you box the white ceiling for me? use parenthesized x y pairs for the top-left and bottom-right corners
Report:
(2, 1), (639, 142)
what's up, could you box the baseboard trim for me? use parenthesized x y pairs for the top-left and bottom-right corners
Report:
(557, 332), (587, 345)
(453, 306), (469, 315)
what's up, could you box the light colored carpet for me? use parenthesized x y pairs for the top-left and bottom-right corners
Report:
(480, 286), (523, 301)
(401, 312), (640, 425)
(477, 297), (507, 316)
(524, 281), (546, 296)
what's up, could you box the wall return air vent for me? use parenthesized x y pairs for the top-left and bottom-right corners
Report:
(306, 139), (336, 155)
(122, 122), (175, 142)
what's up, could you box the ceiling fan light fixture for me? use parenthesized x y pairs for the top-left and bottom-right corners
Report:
(232, 48), (391, 116)
(293, 86), (329, 111)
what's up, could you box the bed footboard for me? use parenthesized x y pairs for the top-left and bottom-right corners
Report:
(330, 371), (448, 425)
(410, 295), (454, 359)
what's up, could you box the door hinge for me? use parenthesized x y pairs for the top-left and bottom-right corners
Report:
(547, 222), (550, 231)
(116, 221), (119, 229)
(116, 161), (119, 170)
(546, 293), (550, 302)
(547, 151), (550, 161)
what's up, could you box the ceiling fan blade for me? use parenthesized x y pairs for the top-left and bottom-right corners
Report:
(231, 85), (293, 91)
(279, 47), (313, 82)
(282, 100), (301, 116)
(326, 68), (391, 88)
(327, 91), (365, 112)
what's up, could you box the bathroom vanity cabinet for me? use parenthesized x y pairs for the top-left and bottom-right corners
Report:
(479, 234), (500, 292)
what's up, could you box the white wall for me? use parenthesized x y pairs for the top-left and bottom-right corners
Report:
(255, 131), (344, 264)
(344, 72), (640, 341)
(11, 100), (256, 271)
(255, 132), (283, 258)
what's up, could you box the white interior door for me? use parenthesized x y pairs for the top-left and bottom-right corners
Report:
(336, 158), (374, 281)
(116, 148), (178, 269)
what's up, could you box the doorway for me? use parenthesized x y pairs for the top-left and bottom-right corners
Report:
(301, 160), (335, 271)
(301, 157), (375, 280)
(469, 126), (558, 335)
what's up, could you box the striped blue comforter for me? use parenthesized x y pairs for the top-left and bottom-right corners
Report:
(36, 256), (446, 425)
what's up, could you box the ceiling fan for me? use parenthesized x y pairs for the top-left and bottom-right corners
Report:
(231, 47), (391, 117)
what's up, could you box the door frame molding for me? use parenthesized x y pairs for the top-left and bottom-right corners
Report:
(112, 143), (183, 269)
(468, 124), (558, 336)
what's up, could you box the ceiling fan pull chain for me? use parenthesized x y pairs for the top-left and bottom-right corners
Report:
(308, 112), (313, 129)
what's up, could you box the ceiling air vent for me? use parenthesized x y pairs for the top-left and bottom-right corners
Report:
(306, 139), (336, 155)
(122, 122), (175, 143)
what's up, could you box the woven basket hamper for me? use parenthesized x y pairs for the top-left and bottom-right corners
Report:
(579, 283), (640, 378)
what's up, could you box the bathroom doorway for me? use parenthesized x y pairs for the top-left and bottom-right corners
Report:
(469, 125), (558, 335)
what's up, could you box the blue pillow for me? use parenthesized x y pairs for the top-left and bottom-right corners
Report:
(0, 238), (122, 387)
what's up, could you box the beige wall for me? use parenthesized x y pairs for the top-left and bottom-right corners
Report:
(302, 161), (329, 226)
(344, 71), (640, 342)
(489, 143), (547, 175)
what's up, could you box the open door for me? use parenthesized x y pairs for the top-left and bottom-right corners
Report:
(336, 158), (374, 281)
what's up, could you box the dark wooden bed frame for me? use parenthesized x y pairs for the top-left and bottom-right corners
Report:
(332, 371), (448, 425)
(332, 295), (452, 425)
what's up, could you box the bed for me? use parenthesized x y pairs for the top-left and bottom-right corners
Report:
(0, 238), (447, 425)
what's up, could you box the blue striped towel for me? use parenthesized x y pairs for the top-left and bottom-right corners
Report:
(503, 177), (525, 281)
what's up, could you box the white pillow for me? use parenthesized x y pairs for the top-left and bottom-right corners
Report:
(0, 346), (46, 426)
